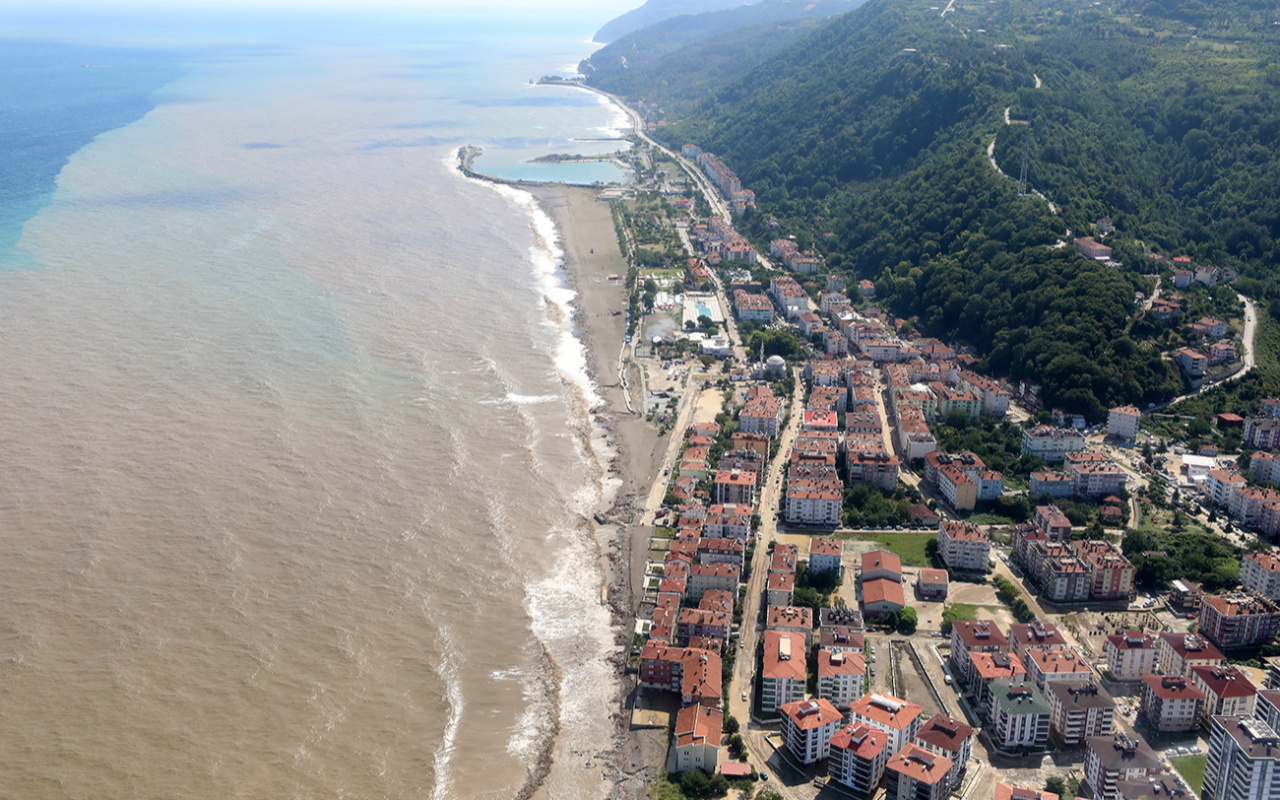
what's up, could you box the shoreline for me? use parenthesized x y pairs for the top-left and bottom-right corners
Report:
(527, 183), (667, 800)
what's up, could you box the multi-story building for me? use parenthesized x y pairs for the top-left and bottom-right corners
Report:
(1258, 689), (1280, 732)
(1021, 425), (1086, 463)
(761, 631), (806, 713)
(713, 468), (756, 506)
(1207, 469), (1249, 506)
(913, 715), (974, 793)
(847, 692), (925, 756)
(936, 519), (990, 572)
(1177, 348), (1208, 379)
(1142, 674), (1205, 733)
(1073, 540), (1135, 600)
(780, 698), (845, 765)
(673, 704), (722, 774)
(918, 568), (949, 600)
(766, 571), (795, 609)
(1200, 593), (1280, 651)
(639, 642), (722, 707)
(1203, 715), (1280, 800)
(733, 289), (774, 323)
(1025, 648), (1094, 690)
(971, 652), (1029, 718)
(1026, 541), (1092, 602)
(676, 607), (730, 646)
(1045, 681), (1116, 746)
(829, 723), (891, 795)
(1029, 471), (1075, 498)
(1105, 631), (1156, 681)
(1191, 665), (1259, 728)
(950, 620), (1009, 684)
(808, 538), (844, 576)
(990, 681), (1052, 749)
(818, 648), (867, 710)
(1009, 621), (1068, 660)
(766, 606), (813, 646)
(1083, 734), (1165, 800)
(1107, 406), (1141, 441)
(1243, 553), (1280, 603)
(884, 744), (954, 800)
(1246, 417), (1280, 451)
(686, 562), (739, 603)
(1035, 505), (1073, 540)
(1158, 632), (1226, 677)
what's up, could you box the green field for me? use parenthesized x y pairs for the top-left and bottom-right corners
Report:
(1171, 755), (1207, 795)
(834, 532), (936, 567)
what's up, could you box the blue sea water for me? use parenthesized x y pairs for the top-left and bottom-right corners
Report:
(0, 39), (184, 265)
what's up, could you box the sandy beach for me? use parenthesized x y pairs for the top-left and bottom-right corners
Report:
(530, 185), (669, 800)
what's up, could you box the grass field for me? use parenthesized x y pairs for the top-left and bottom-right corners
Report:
(1171, 755), (1206, 795)
(834, 532), (936, 567)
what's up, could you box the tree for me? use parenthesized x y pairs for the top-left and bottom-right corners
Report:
(698, 314), (713, 329)
(724, 715), (740, 735)
(1045, 777), (1067, 797)
(899, 607), (918, 632)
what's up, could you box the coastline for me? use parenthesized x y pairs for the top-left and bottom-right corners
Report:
(528, 184), (668, 800)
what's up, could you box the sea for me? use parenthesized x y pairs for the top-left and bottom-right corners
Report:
(0, 6), (638, 799)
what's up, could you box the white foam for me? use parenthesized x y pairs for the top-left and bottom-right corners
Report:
(429, 628), (465, 800)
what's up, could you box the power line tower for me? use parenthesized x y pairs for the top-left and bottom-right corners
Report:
(1017, 136), (1032, 197)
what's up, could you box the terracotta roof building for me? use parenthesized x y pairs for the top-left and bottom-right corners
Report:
(885, 743), (953, 800)
(1104, 631), (1156, 681)
(829, 724), (891, 794)
(781, 698), (845, 764)
(914, 714), (974, 792)
(1190, 665), (1257, 727)
(673, 704), (723, 774)
(761, 631), (806, 713)
(1142, 674), (1205, 733)
(847, 691), (925, 755)
(1199, 592), (1280, 651)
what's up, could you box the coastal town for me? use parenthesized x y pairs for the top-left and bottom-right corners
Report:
(580, 110), (1280, 800)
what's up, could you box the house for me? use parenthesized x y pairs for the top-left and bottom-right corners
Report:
(673, 704), (722, 774)
(1045, 681), (1116, 746)
(761, 631), (807, 713)
(767, 571), (795, 608)
(1142, 674), (1205, 733)
(1173, 268), (1194, 289)
(885, 744), (953, 800)
(1036, 505), (1073, 539)
(818, 648), (867, 709)
(766, 605), (813, 647)
(829, 724), (891, 795)
(862, 577), (906, 617)
(1190, 665), (1257, 728)
(1157, 632), (1225, 677)
(1029, 471), (1075, 498)
(1083, 734), (1164, 800)
(1203, 716), (1280, 800)
(1075, 237), (1112, 260)
(937, 519), (991, 572)
(847, 691), (925, 755)
(859, 279), (876, 297)
(918, 568), (949, 600)
(781, 698), (845, 765)
(861, 549), (902, 582)
(1107, 406), (1141, 441)
(990, 681), (1052, 750)
(1105, 631), (1156, 681)
(914, 715), (974, 793)
(1199, 593), (1280, 651)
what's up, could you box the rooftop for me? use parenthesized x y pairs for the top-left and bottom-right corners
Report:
(849, 692), (924, 731)
(781, 698), (844, 730)
(830, 723), (890, 759)
(886, 743), (953, 785)
(1086, 733), (1161, 772)
(914, 714), (974, 753)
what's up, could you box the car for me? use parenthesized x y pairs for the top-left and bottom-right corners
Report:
(741, 691), (747, 701)
(871, 654), (877, 662)
(760, 772), (769, 782)
(870, 667), (876, 676)
(944, 675), (953, 685)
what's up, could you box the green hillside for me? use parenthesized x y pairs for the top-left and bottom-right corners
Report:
(594, 0), (1280, 419)
(581, 0), (866, 101)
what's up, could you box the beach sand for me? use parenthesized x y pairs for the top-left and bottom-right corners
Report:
(530, 185), (668, 800)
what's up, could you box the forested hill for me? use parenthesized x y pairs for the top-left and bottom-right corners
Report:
(595, 0), (1280, 419)
(581, 0), (867, 98)
(594, 0), (752, 44)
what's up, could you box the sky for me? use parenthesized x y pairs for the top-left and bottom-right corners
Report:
(0, 0), (643, 44)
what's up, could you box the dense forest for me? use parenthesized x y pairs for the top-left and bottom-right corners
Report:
(587, 0), (1280, 419)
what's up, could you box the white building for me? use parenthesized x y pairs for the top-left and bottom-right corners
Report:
(1022, 425), (1086, 463)
(673, 704), (722, 774)
(936, 519), (991, 572)
(1107, 406), (1141, 441)
(1203, 715), (1280, 800)
(818, 648), (866, 709)
(1243, 552), (1280, 604)
(1104, 631), (1156, 681)
(829, 724), (891, 795)
(781, 698), (845, 765)
(847, 692), (925, 756)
